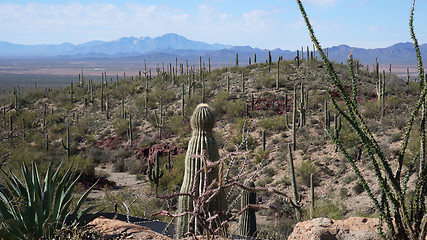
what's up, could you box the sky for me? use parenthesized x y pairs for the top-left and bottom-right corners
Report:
(0, 0), (425, 50)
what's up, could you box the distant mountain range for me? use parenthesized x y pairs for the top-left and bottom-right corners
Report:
(0, 33), (426, 65)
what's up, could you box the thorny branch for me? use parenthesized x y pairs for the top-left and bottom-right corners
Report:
(152, 152), (298, 238)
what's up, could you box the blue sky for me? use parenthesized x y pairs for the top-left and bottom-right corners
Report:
(0, 0), (425, 50)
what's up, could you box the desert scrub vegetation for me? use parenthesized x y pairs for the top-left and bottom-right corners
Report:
(0, 3), (425, 238)
(297, 0), (427, 239)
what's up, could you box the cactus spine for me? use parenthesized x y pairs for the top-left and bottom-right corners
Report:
(176, 104), (226, 238)
(238, 181), (257, 237)
(147, 151), (163, 190)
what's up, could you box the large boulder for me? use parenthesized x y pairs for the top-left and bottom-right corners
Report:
(287, 217), (382, 240)
(89, 217), (172, 240)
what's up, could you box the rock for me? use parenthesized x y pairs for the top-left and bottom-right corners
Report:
(89, 217), (172, 240)
(287, 217), (382, 240)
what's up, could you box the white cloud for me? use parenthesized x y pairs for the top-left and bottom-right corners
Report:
(0, 2), (287, 48)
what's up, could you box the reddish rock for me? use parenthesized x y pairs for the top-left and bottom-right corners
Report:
(288, 217), (383, 240)
(134, 143), (185, 164)
(250, 96), (288, 115)
(95, 136), (122, 150)
(89, 217), (172, 240)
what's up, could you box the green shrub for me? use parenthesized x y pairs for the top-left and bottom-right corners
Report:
(225, 99), (246, 120)
(69, 155), (95, 178)
(258, 115), (287, 131)
(339, 187), (349, 199)
(112, 118), (129, 137)
(255, 149), (270, 164)
(263, 167), (276, 177)
(314, 199), (347, 220)
(297, 161), (317, 186)
(0, 162), (98, 240)
(126, 158), (144, 175)
(352, 181), (365, 195)
(342, 174), (357, 184)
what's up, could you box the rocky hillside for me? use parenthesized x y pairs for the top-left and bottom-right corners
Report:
(0, 53), (421, 239)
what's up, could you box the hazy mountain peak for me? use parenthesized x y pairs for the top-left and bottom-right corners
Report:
(0, 35), (425, 65)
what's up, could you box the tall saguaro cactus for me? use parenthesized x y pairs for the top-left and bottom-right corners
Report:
(61, 126), (71, 159)
(288, 143), (302, 221)
(376, 70), (386, 118)
(238, 181), (257, 237)
(176, 104), (226, 238)
(276, 59), (280, 90)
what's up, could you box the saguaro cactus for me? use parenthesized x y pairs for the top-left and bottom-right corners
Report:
(147, 151), (163, 189)
(128, 113), (133, 146)
(154, 98), (164, 139)
(176, 104), (226, 238)
(285, 85), (302, 150)
(101, 73), (104, 112)
(181, 84), (185, 116)
(227, 76), (230, 93)
(276, 59), (280, 90)
(238, 181), (257, 237)
(61, 126), (71, 159)
(68, 80), (75, 104)
(262, 130), (266, 151)
(310, 173), (315, 219)
(288, 143), (302, 221)
(376, 70), (386, 117)
(165, 152), (173, 170)
(406, 68), (410, 85)
(242, 73), (245, 94)
(333, 114), (341, 152)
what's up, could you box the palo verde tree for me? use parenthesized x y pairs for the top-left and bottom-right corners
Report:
(297, 0), (426, 239)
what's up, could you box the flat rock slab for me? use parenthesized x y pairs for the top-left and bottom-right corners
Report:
(89, 217), (172, 240)
(287, 217), (381, 240)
